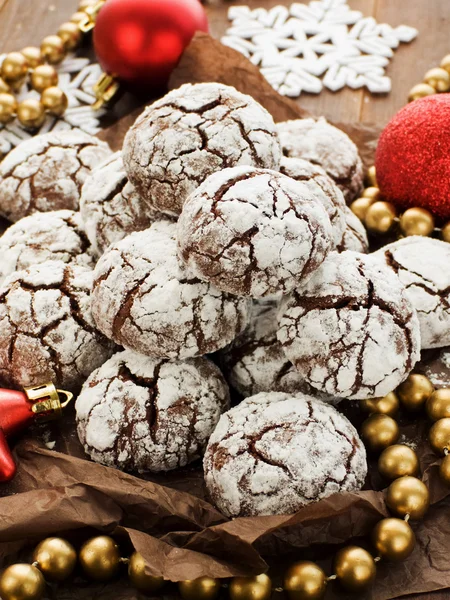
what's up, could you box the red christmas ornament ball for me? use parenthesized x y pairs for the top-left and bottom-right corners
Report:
(375, 94), (450, 220)
(93, 0), (208, 89)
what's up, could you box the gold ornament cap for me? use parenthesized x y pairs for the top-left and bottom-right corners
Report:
(24, 382), (73, 421)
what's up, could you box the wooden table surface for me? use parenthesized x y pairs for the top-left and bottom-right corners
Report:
(0, 0), (449, 598)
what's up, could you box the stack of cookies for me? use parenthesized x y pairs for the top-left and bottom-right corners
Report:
(0, 82), (448, 518)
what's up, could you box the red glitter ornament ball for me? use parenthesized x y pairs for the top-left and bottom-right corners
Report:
(93, 0), (208, 90)
(375, 95), (450, 220)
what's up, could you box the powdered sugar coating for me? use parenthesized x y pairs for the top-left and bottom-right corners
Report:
(280, 156), (346, 247)
(277, 118), (364, 203)
(278, 251), (421, 399)
(0, 260), (115, 391)
(80, 152), (163, 256)
(204, 392), (367, 517)
(220, 300), (340, 403)
(92, 220), (251, 359)
(177, 166), (333, 298)
(336, 206), (369, 253)
(374, 237), (450, 349)
(0, 210), (94, 285)
(76, 350), (230, 473)
(122, 83), (281, 217)
(0, 130), (113, 222)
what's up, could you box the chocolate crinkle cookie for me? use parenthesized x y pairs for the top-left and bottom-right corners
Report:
(374, 237), (450, 349)
(122, 82), (281, 217)
(204, 392), (367, 517)
(0, 260), (115, 391)
(0, 130), (113, 222)
(177, 166), (333, 298)
(280, 156), (347, 247)
(336, 206), (369, 253)
(220, 300), (341, 403)
(277, 118), (364, 203)
(416, 347), (450, 389)
(76, 350), (230, 473)
(92, 220), (251, 359)
(80, 152), (163, 256)
(0, 210), (94, 285)
(278, 252), (421, 399)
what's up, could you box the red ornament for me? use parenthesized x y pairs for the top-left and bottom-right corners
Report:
(0, 383), (72, 482)
(375, 95), (450, 221)
(93, 0), (209, 90)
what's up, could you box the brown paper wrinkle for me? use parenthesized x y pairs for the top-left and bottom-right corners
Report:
(1, 32), (450, 599)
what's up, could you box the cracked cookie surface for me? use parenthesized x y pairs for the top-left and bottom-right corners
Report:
(278, 251), (421, 399)
(374, 237), (450, 349)
(91, 220), (251, 359)
(122, 83), (281, 217)
(177, 166), (333, 298)
(0, 260), (115, 391)
(76, 350), (230, 473)
(277, 118), (364, 203)
(204, 391), (367, 517)
(336, 206), (369, 253)
(0, 130), (113, 222)
(0, 210), (95, 285)
(80, 152), (164, 256)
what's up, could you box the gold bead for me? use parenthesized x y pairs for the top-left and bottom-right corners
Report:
(128, 552), (164, 594)
(0, 93), (17, 124)
(40, 35), (66, 65)
(397, 374), (434, 412)
(440, 54), (450, 74)
(365, 201), (397, 234)
(333, 546), (376, 592)
(229, 574), (272, 600)
(366, 165), (377, 188)
(439, 454), (450, 485)
(79, 536), (120, 582)
(17, 99), (46, 129)
(1, 52), (29, 82)
(32, 537), (77, 582)
(426, 388), (450, 421)
(408, 83), (436, 102)
(0, 564), (46, 600)
(0, 77), (10, 93)
(350, 197), (375, 221)
(399, 207), (435, 237)
(58, 22), (83, 51)
(429, 418), (450, 455)
(441, 222), (450, 243)
(361, 392), (399, 417)
(21, 47), (42, 69)
(424, 67), (450, 92)
(31, 64), (58, 93)
(372, 518), (415, 561)
(71, 11), (88, 25)
(378, 445), (419, 480)
(362, 186), (381, 201)
(178, 577), (221, 600)
(361, 414), (400, 452)
(386, 476), (430, 519)
(41, 87), (68, 116)
(283, 562), (327, 600)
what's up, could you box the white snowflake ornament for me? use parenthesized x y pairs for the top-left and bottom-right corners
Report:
(222, 0), (418, 98)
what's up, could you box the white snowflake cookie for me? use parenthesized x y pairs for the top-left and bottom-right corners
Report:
(277, 117), (364, 202)
(374, 237), (450, 349)
(122, 83), (281, 217)
(204, 392), (367, 517)
(91, 220), (251, 359)
(177, 166), (333, 298)
(0, 130), (113, 222)
(278, 251), (421, 399)
(76, 350), (230, 473)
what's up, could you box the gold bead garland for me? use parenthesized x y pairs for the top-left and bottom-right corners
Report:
(0, 0), (105, 130)
(2, 376), (448, 600)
